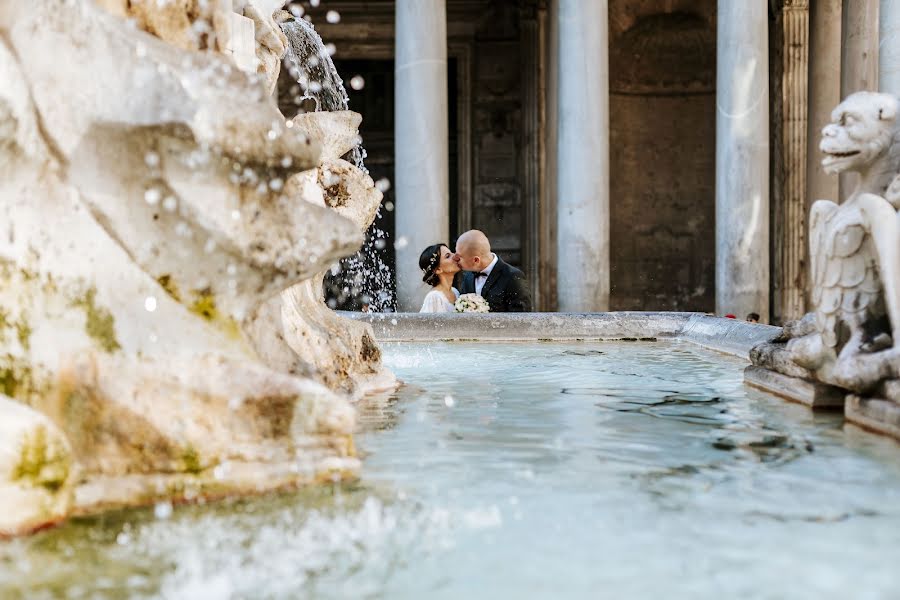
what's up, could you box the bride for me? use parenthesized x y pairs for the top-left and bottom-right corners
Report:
(418, 243), (460, 313)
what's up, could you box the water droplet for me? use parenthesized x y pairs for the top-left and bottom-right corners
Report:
(394, 236), (409, 249)
(384, 201), (394, 211)
(325, 43), (336, 56)
(350, 75), (365, 90)
(226, 263), (237, 276)
(231, 209), (241, 220)
(375, 177), (391, 192)
(144, 296), (157, 312)
(326, 10), (341, 23)
(444, 395), (455, 408)
(144, 151), (160, 168)
(269, 178), (284, 191)
(144, 188), (161, 205)
(204, 238), (217, 253)
(213, 462), (231, 480)
(154, 501), (173, 519)
(162, 196), (178, 212)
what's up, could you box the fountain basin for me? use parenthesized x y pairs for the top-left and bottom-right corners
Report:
(3, 312), (899, 598)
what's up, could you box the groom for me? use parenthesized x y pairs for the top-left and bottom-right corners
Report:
(453, 230), (532, 312)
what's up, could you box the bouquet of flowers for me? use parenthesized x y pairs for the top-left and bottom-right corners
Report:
(454, 293), (490, 313)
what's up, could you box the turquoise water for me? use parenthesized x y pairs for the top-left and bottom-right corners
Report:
(2, 341), (900, 599)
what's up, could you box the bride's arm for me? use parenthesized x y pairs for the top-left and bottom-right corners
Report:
(419, 291), (438, 313)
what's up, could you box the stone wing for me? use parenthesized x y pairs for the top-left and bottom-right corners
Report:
(857, 193), (900, 340)
(809, 199), (839, 308)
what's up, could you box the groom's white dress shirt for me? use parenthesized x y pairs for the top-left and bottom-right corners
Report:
(475, 253), (498, 296)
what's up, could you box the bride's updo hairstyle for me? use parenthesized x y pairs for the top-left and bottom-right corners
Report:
(418, 243), (447, 287)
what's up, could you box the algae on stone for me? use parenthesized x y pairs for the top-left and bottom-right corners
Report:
(72, 288), (121, 353)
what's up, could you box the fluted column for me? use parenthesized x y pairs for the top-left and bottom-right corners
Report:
(556, 0), (609, 311)
(716, 0), (770, 321)
(394, 0), (448, 311)
(774, 1), (810, 322)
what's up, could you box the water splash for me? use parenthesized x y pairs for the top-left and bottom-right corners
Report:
(280, 17), (396, 312)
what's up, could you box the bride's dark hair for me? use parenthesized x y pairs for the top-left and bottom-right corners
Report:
(418, 243), (448, 287)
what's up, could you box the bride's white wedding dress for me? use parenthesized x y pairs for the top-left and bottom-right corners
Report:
(419, 287), (459, 313)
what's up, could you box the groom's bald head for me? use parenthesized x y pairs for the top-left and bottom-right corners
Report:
(454, 230), (492, 272)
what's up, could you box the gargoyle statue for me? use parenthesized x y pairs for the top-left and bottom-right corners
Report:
(786, 91), (900, 393)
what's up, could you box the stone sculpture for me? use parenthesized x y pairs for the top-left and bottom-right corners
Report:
(0, 0), (391, 536)
(748, 91), (900, 436)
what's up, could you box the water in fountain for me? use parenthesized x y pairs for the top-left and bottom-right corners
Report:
(281, 18), (396, 312)
(5, 340), (900, 597)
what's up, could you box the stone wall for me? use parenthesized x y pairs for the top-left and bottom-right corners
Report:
(609, 0), (717, 312)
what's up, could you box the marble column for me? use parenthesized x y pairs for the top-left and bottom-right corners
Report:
(807, 0), (842, 208)
(841, 0), (879, 200)
(715, 0), (769, 321)
(880, 0), (900, 95)
(394, 0), (449, 312)
(556, 0), (609, 312)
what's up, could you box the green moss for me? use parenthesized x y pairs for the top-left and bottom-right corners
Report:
(15, 317), (31, 351)
(0, 307), (9, 341)
(156, 274), (181, 302)
(0, 353), (34, 399)
(72, 288), (121, 353)
(12, 424), (70, 492)
(181, 446), (203, 474)
(189, 290), (241, 339)
(189, 290), (218, 320)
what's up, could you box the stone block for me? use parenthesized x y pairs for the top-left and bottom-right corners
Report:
(845, 395), (900, 440)
(743, 365), (846, 409)
(223, 12), (258, 74)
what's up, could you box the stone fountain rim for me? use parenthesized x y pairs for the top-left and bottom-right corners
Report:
(344, 311), (777, 359)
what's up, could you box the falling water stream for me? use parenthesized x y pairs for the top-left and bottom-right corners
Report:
(2, 341), (899, 599)
(281, 17), (395, 311)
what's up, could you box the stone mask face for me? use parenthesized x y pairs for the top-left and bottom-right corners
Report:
(820, 91), (899, 175)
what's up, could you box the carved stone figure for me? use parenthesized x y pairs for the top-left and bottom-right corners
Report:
(0, 0), (391, 535)
(750, 92), (900, 406)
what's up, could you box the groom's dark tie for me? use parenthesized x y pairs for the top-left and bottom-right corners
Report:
(475, 272), (487, 278)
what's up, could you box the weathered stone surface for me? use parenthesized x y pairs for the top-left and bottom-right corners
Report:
(0, 396), (75, 537)
(278, 161), (396, 399)
(0, 0), (388, 534)
(744, 365), (845, 409)
(845, 395), (900, 439)
(292, 111), (364, 161)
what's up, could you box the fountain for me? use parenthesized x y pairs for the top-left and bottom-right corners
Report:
(1, 1), (900, 597)
(0, 0), (392, 536)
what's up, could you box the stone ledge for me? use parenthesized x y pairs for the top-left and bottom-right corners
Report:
(743, 365), (846, 409)
(345, 312), (779, 357)
(845, 396), (900, 440)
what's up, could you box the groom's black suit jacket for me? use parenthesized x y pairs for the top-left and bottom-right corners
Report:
(457, 256), (533, 312)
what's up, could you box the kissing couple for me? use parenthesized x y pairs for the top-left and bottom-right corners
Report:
(418, 230), (532, 313)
